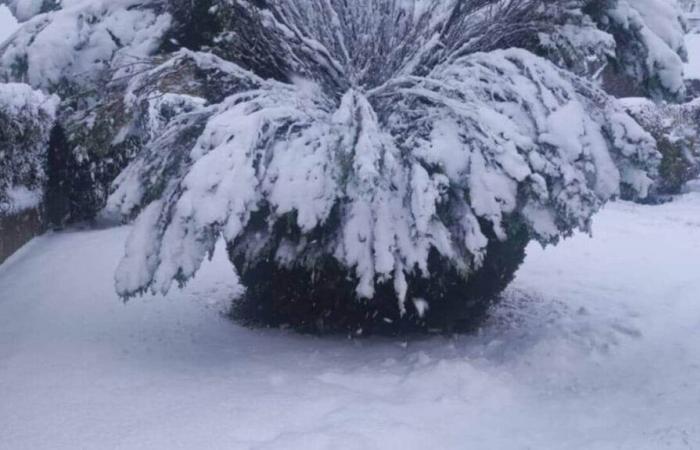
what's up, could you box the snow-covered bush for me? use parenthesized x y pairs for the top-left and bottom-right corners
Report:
(101, 1), (660, 332)
(538, 0), (687, 100)
(0, 82), (57, 216)
(621, 97), (700, 196)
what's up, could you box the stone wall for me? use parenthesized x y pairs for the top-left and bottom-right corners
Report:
(0, 208), (44, 264)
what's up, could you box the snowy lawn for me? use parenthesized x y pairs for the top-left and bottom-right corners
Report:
(1, 194), (700, 449)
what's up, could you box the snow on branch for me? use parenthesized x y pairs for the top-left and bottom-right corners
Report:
(0, 0), (170, 93)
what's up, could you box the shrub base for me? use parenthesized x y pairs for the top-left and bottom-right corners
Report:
(229, 221), (529, 335)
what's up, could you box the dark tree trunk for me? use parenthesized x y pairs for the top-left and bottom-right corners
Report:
(45, 126), (72, 228)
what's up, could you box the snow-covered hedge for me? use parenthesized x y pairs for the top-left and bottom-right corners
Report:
(0, 82), (57, 216)
(621, 97), (700, 196)
(102, 1), (660, 331)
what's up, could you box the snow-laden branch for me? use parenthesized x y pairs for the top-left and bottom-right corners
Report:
(0, 0), (170, 93)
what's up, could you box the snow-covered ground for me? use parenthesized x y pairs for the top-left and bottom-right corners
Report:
(1, 194), (700, 449)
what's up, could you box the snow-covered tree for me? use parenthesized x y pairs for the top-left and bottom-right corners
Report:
(0, 0), (685, 331)
(0, 82), (57, 216)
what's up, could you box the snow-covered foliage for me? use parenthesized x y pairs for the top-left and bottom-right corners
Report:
(621, 97), (700, 195)
(0, 82), (57, 215)
(0, 0), (170, 94)
(607, 0), (687, 99)
(539, 0), (687, 99)
(537, 2), (617, 79)
(1, 0), (59, 22)
(100, 1), (660, 330)
(0, 0), (172, 222)
(164, 0), (687, 100)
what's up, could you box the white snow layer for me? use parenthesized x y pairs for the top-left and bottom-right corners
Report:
(0, 0), (171, 89)
(3, 185), (41, 211)
(0, 81), (56, 117)
(2, 193), (700, 449)
(0, 5), (18, 43)
(4, 0), (44, 21)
